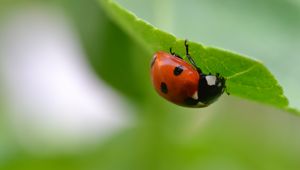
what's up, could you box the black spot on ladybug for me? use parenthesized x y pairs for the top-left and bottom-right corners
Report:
(160, 82), (168, 94)
(150, 56), (157, 68)
(173, 65), (183, 76)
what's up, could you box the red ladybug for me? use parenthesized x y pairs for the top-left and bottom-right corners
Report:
(150, 40), (226, 107)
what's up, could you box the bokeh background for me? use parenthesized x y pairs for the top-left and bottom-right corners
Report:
(0, 0), (300, 170)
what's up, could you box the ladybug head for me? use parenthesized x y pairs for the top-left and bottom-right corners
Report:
(197, 73), (226, 105)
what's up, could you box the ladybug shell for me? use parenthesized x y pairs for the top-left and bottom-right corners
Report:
(151, 51), (201, 107)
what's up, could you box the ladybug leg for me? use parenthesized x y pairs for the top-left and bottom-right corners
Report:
(170, 47), (182, 59)
(218, 74), (229, 95)
(184, 40), (202, 72)
(223, 76), (230, 95)
(169, 47), (175, 55)
(225, 86), (230, 95)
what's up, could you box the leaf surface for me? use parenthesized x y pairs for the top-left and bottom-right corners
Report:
(98, 0), (299, 114)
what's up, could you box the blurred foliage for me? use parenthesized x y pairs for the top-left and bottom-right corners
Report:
(0, 0), (300, 170)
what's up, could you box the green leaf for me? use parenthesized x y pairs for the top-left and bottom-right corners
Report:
(98, 0), (299, 114)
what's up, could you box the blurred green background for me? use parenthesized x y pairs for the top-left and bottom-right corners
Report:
(0, 0), (300, 170)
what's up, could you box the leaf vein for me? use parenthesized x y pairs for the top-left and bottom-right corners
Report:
(226, 65), (257, 80)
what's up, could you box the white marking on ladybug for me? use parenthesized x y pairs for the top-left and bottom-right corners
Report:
(197, 101), (206, 107)
(206, 75), (217, 86)
(192, 91), (198, 100)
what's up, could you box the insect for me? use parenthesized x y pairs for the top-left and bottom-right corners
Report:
(150, 40), (227, 107)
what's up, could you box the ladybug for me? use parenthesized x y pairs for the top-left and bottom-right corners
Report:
(150, 40), (227, 107)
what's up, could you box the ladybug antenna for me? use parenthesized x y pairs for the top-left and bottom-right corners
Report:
(184, 40), (202, 72)
(170, 47), (182, 59)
